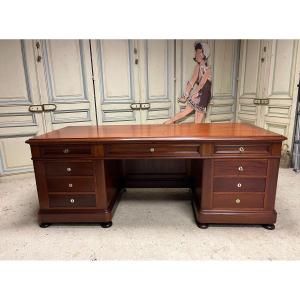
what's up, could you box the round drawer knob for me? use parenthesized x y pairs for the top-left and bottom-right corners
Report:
(66, 167), (72, 172)
(238, 166), (244, 172)
(68, 183), (73, 188)
(239, 147), (245, 153)
(70, 198), (75, 203)
(150, 148), (155, 153)
(63, 148), (70, 154)
(237, 183), (242, 188)
(235, 198), (241, 204)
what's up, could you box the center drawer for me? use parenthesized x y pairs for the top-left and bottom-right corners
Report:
(47, 177), (95, 192)
(213, 177), (266, 192)
(105, 143), (201, 158)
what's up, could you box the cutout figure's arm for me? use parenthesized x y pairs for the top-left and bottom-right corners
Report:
(181, 65), (200, 100)
(191, 67), (212, 99)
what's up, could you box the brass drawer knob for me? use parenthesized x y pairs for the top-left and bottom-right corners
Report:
(237, 183), (242, 188)
(63, 148), (70, 154)
(239, 147), (245, 153)
(68, 183), (73, 188)
(235, 198), (241, 204)
(150, 148), (155, 153)
(70, 198), (75, 204)
(67, 167), (72, 172)
(238, 166), (244, 172)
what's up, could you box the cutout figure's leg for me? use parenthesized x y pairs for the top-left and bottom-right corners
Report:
(195, 111), (205, 123)
(164, 106), (194, 124)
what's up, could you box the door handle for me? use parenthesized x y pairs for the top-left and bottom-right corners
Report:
(253, 98), (269, 105)
(140, 103), (150, 110)
(28, 105), (43, 113)
(130, 103), (150, 110)
(42, 104), (57, 112)
(130, 103), (141, 110)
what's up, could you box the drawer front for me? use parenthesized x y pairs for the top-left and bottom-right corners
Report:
(47, 177), (95, 192)
(49, 194), (96, 208)
(213, 177), (266, 192)
(45, 162), (94, 176)
(105, 143), (200, 157)
(214, 159), (268, 177)
(213, 193), (264, 209)
(214, 144), (270, 156)
(41, 145), (92, 157)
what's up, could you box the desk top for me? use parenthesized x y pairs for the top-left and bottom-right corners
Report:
(27, 123), (286, 144)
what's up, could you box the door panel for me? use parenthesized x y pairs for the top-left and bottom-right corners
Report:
(262, 40), (299, 147)
(239, 41), (262, 97)
(138, 40), (175, 123)
(0, 40), (45, 175)
(37, 40), (96, 131)
(236, 40), (265, 125)
(208, 40), (239, 123)
(91, 40), (141, 124)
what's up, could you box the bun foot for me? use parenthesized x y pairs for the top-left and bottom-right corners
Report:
(197, 223), (209, 229)
(262, 224), (275, 230)
(39, 223), (51, 228)
(100, 221), (113, 228)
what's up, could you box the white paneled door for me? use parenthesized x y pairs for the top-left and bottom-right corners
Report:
(0, 40), (45, 175)
(91, 40), (175, 124)
(138, 40), (174, 124)
(36, 40), (97, 131)
(236, 40), (300, 148)
(91, 40), (141, 124)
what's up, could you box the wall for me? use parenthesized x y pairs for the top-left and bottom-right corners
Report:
(0, 39), (298, 175)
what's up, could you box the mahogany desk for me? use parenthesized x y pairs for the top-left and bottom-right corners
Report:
(26, 123), (286, 230)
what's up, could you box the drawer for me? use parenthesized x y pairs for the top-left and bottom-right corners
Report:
(47, 177), (95, 192)
(213, 177), (266, 192)
(213, 193), (264, 209)
(49, 194), (96, 208)
(105, 143), (201, 158)
(214, 159), (268, 177)
(45, 161), (94, 176)
(41, 145), (92, 157)
(214, 144), (270, 156)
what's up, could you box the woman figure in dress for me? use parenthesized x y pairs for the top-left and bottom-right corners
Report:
(164, 41), (212, 124)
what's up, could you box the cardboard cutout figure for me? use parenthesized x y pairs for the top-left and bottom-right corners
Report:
(164, 41), (212, 124)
